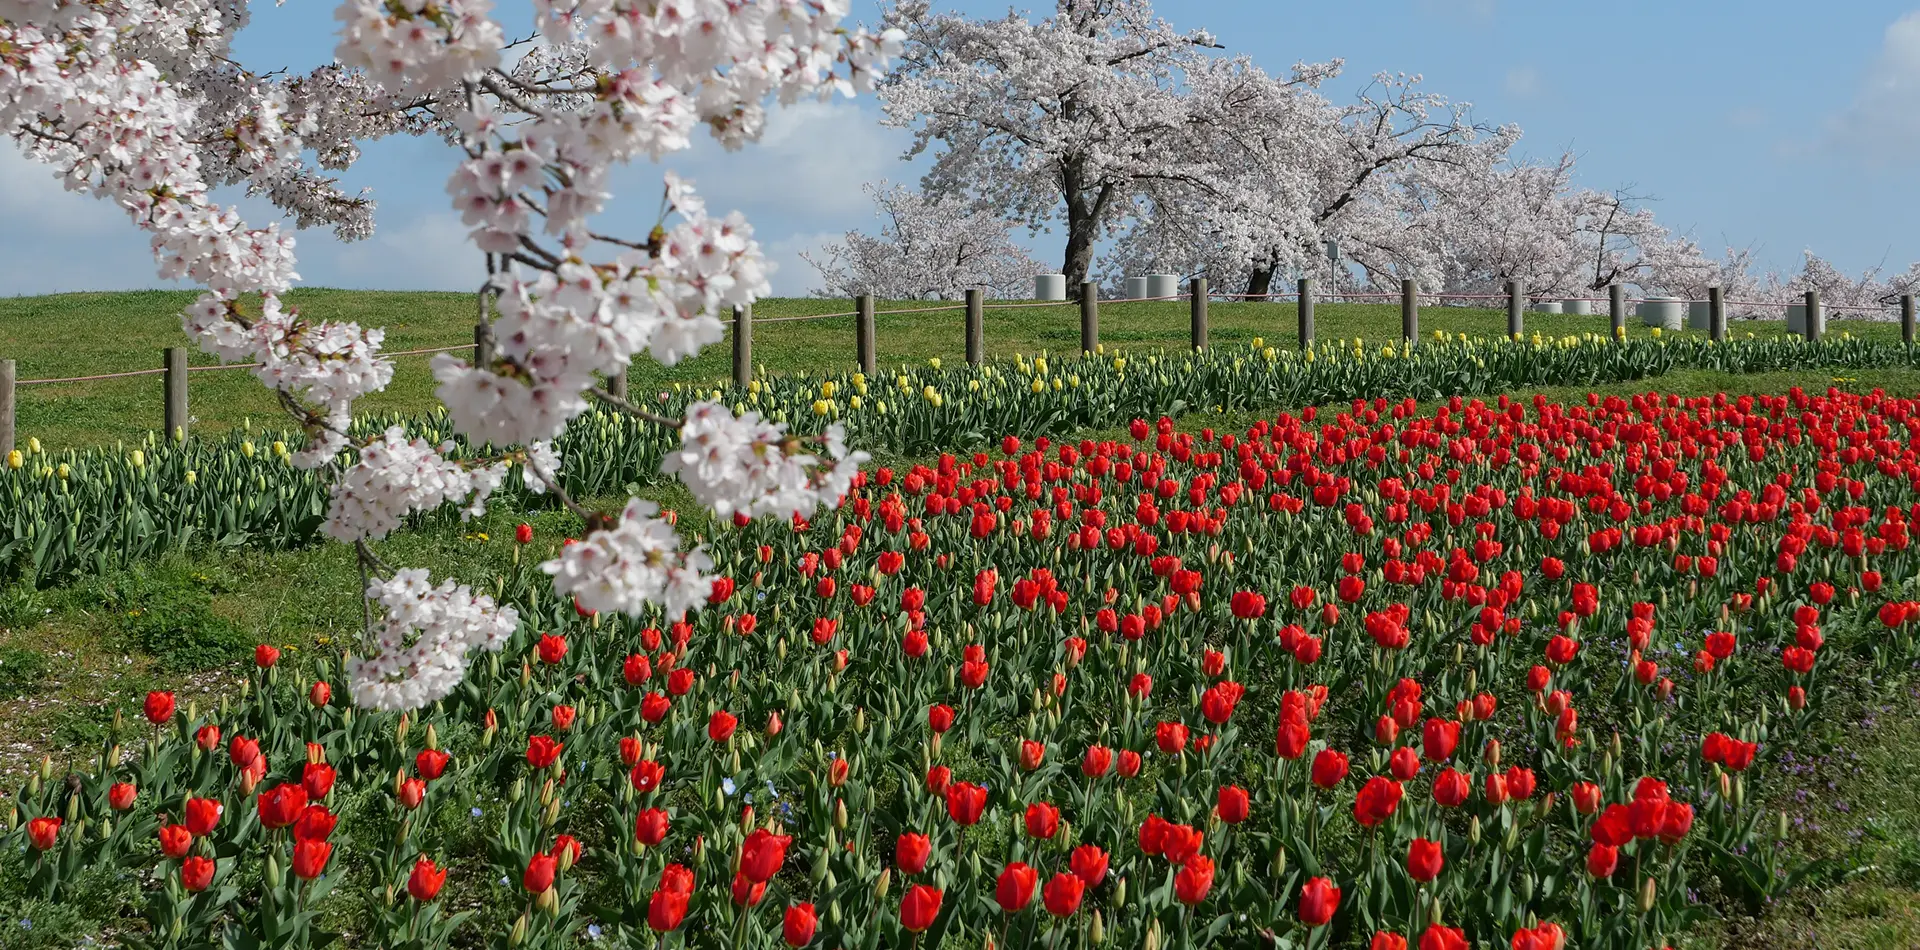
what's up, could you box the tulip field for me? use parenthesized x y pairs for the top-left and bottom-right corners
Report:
(6, 331), (1919, 585)
(9, 383), (1920, 948)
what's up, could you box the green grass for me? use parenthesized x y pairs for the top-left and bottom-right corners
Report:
(4, 289), (1903, 450)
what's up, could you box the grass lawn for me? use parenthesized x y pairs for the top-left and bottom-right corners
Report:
(4, 289), (1920, 946)
(2, 289), (1904, 450)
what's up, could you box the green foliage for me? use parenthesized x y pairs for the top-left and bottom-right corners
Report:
(90, 565), (249, 672)
(0, 647), (49, 702)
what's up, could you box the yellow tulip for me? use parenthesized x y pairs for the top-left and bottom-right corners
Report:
(928, 357), (942, 370)
(4, 449), (20, 470)
(27, 437), (40, 454)
(1030, 379), (1045, 394)
(185, 470), (197, 485)
(130, 449), (145, 468)
(1263, 347), (1277, 361)
(57, 463), (69, 479)
(850, 395), (863, 409)
(241, 440), (256, 458)
(821, 381), (836, 398)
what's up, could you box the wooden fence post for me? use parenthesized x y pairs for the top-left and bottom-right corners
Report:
(1079, 282), (1099, 354)
(164, 347), (188, 442)
(732, 304), (752, 388)
(0, 358), (14, 457)
(1189, 277), (1208, 351)
(856, 294), (876, 375)
(1609, 284), (1626, 339)
(965, 289), (984, 367)
(1297, 278), (1314, 349)
(606, 368), (628, 400)
(1903, 294), (1915, 347)
(1507, 280), (1524, 338)
(1804, 289), (1821, 343)
(1401, 279), (1418, 343)
(473, 322), (493, 367)
(1708, 286), (1726, 342)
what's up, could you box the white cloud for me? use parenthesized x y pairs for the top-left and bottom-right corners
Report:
(0, 148), (188, 295)
(1504, 66), (1542, 99)
(301, 212), (485, 291)
(1826, 11), (1920, 162)
(659, 99), (915, 221)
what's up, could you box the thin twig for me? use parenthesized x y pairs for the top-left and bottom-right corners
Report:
(588, 385), (686, 429)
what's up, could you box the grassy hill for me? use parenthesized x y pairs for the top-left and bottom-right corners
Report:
(2, 288), (1899, 449)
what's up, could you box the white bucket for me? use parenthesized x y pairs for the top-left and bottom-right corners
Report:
(1034, 274), (1067, 301)
(1531, 300), (1563, 314)
(1637, 297), (1685, 331)
(1787, 303), (1823, 335)
(1562, 299), (1591, 315)
(1124, 277), (1149, 300)
(1146, 274), (1181, 300)
(1687, 301), (1714, 331)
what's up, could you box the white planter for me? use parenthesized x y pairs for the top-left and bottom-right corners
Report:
(1787, 303), (1823, 335)
(1146, 274), (1181, 300)
(1034, 274), (1067, 301)
(1531, 300), (1563, 314)
(1637, 297), (1685, 331)
(1688, 301), (1715, 331)
(1562, 299), (1591, 315)
(1124, 277), (1149, 300)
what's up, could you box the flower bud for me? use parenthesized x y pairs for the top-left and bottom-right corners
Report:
(834, 799), (848, 830)
(1483, 738), (1502, 768)
(1468, 816), (1482, 845)
(1638, 876), (1657, 913)
(874, 868), (891, 901)
(509, 914), (528, 946)
(1089, 910), (1105, 944)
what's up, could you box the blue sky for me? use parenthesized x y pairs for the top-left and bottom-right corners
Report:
(3, 0), (1917, 297)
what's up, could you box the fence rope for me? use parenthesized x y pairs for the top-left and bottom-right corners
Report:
(17, 342), (475, 386)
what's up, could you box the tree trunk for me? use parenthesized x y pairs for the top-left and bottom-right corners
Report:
(1246, 266), (1275, 299)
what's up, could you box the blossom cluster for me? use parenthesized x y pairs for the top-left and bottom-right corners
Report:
(0, 0), (902, 709)
(345, 568), (520, 711)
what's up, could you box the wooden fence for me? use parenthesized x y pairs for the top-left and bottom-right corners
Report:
(4, 281), (1916, 456)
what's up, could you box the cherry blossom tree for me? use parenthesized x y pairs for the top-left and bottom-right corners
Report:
(0, 0), (901, 710)
(878, 0), (1227, 292)
(1104, 64), (1497, 297)
(802, 181), (1043, 299)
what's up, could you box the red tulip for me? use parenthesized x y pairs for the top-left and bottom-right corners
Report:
(1041, 872), (1086, 917)
(158, 823), (193, 858)
(1174, 854), (1215, 905)
(995, 862), (1039, 912)
(928, 704), (955, 733)
(739, 828), (792, 883)
(1419, 924), (1469, 950)
(1311, 749), (1349, 789)
(523, 853), (557, 893)
(143, 691), (175, 725)
(1432, 768), (1470, 808)
(181, 855), (215, 892)
(1156, 722), (1189, 755)
(253, 643), (280, 668)
(26, 816), (60, 851)
(302, 762), (337, 799)
(1422, 718), (1460, 762)
(308, 681), (332, 707)
(1406, 838), (1443, 881)
(1587, 842), (1618, 878)
(257, 784), (307, 830)
(925, 766), (952, 797)
(900, 884), (943, 933)
(291, 838), (332, 879)
(1570, 781), (1602, 814)
(1081, 745), (1113, 777)
(1299, 875), (1341, 926)
(1070, 844), (1109, 887)
(896, 832), (932, 874)
(640, 692), (672, 722)
(1217, 785), (1250, 824)
(415, 749), (450, 781)
(515, 522), (534, 544)
(783, 903), (818, 946)
(635, 808), (670, 846)
(526, 735), (563, 769)
(536, 633), (568, 665)
(1353, 776), (1403, 828)
(397, 778), (426, 810)
(1389, 746), (1421, 780)
(1118, 750), (1142, 778)
(946, 782), (987, 825)
(1025, 802), (1060, 839)
(708, 710), (738, 742)
(408, 857), (447, 901)
(293, 805), (337, 842)
(731, 872), (768, 907)
(649, 884), (691, 931)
